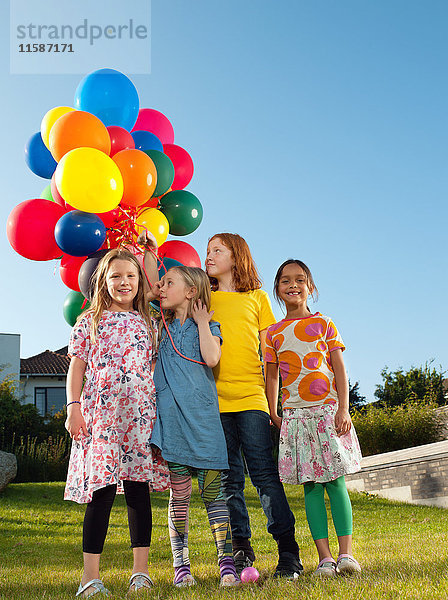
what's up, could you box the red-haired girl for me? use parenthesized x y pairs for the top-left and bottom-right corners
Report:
(205, 234), (302, 578)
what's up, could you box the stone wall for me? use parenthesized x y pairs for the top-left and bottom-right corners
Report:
(345, 439), (448, 508)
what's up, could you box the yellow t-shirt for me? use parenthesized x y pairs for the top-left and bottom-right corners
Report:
(210, 289), (276, 413)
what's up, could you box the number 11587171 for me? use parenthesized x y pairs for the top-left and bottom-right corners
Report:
(18, 43), (74, 52)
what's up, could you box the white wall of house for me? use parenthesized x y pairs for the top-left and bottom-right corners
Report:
(0, 333), (20, 387)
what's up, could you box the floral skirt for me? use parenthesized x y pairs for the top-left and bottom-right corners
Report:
(278, 403), (362, 485)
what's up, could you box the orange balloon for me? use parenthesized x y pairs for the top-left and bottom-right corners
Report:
(112, 149), (157, 208)
(41, 106), (76, 149)
(49, 110), (111, 162)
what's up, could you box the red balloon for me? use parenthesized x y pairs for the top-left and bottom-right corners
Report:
(51, 169), (80, 211)
(7, 199), (65, 261)
(98, 207), (123, 228)
(162, 144), (194, 190)
(158, 240), (201, 268)
(132, 109), (174, 145)
(50, 174), (67, 209)
(101, 229), (121, 250)
(107, 125), (135, 156)
(60, 254), (86, 291)
(139, 196), (159, 210)
(51, 174), (77, 211)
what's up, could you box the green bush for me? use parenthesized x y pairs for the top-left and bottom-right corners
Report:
(0, 373), (71, 482)
(0, 376), (45, 447)
(352, 399), (445, 456)
(9, 435), (70, 483)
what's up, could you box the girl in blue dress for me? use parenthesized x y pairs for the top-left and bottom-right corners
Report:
(150, 266), (239, 588)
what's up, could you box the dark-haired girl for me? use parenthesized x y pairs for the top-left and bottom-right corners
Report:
(265, 259), (362, 577)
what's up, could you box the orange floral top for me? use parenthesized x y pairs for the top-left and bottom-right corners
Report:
(264, 313), (345, 409)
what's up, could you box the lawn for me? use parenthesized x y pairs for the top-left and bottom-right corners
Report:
(0, 481), (447, 599)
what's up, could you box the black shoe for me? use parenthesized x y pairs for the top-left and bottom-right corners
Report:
(233, 549), (254, 576)
(274, 551), (304, 579)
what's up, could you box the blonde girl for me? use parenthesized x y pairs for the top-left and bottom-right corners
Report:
(265, 259), (362, 577)
(204, 234), (302, 578)
(150, 266), (239, 587)
(65, 248), (169, 597)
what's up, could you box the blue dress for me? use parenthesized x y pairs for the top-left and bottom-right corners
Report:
(151, 318), (229, 470)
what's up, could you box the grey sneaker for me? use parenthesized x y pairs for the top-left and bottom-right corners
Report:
(336, 555), (361, 574)
(174, 574), (196, 588)
(313, 559), (337, 578)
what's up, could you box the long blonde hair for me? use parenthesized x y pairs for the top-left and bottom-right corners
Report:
(161, 266), (211, 328)
(78, 248), (153, 342)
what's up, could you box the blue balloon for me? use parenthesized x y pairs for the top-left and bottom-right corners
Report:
(74, 68), (139, 131)
(131, 130), (163, 153)
(151, 257), (183, 310)
(24, 132), (57, 179)
(55, 211), (106, 257)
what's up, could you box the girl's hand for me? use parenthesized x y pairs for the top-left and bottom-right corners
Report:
(137, 230), (158, 251)
(334, 408), (352, 437)
(65, 405), (89, 441)
(191, 300), (214, 325)
(271, 413), (282, 430)
(147, 280), (162, 302)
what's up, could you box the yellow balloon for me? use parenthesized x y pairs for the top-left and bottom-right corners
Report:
(55, 147), (124, 213)
(41, 106), (76, 149)
(135, 208), (169, 247)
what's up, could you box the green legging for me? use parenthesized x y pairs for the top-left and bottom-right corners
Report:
(303, 476), (353, 541)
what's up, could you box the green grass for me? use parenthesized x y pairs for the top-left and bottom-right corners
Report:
(1, 481), (447, 599)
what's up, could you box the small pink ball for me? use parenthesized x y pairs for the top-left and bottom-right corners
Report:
(240, 566), (259, 583)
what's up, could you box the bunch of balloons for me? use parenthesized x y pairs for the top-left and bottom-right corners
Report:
(6, 68), (203, 325)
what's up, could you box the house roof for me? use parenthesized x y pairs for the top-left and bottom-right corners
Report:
(20, 346), (70, 376)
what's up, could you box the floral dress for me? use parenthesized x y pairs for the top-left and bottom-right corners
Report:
(64, 310), (170, 504)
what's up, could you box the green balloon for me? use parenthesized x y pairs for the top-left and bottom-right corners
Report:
(63, 291), (90, 326)
(159, 190), (203, 236)
(144, 150), (175, 198)
(40, 184), (54, 202)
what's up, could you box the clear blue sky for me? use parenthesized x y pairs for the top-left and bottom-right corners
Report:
(1, 0), (447, 402)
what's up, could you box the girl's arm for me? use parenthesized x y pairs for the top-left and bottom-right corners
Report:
(136, 230), (159, 298)
(191, 300), (221, 368)
(259, 329), (268, 362)
(330, 348), (352, 436)
(65, 356), (89, 441)
(265, 361), (282, 429)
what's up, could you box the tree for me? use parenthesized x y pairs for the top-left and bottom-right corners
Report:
(0, 374), (44, 448)
(349, 380), (366, 411)
(374, 362), (446, 408)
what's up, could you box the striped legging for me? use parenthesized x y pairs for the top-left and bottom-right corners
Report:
(168, 462), (233, 567)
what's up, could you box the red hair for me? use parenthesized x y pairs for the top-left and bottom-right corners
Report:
(208, 233), (262, 292)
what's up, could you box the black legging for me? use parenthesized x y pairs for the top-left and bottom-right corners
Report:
(83, 481), (152, 554)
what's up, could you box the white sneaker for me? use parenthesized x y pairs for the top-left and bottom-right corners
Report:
(313, 559), (337, 578)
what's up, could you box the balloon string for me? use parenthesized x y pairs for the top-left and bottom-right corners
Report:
(138, 241), (207, 367)
(105, 206), (206, 366)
